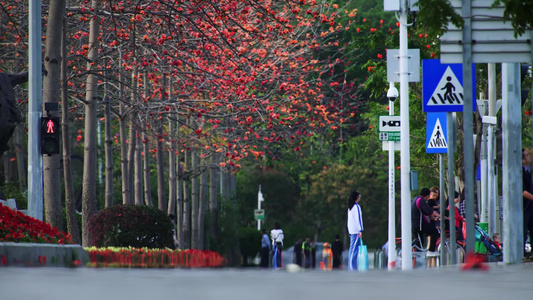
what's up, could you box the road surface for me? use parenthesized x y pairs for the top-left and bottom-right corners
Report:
(1, 263), (532, 300)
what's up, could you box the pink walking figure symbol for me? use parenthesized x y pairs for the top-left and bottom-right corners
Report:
(46, 119), (55, 133)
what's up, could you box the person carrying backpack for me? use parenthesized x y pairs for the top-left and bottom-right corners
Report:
(411, 188), (441, 256)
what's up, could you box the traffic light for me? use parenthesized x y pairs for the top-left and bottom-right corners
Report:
(41, 116), (60, 155)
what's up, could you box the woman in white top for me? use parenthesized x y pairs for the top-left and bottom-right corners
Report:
(347, 191), (363, 271)
(270, 222), (284, 269)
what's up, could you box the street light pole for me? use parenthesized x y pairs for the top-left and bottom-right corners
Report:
(28, 0), (43, 220)
(387, 82), (397, 270)
(257, 185), (264, 231)
(398, 3), (412, 271)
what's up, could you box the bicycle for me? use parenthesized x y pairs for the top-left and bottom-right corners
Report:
(395, 230), (465, 268)
(394, 232), (430, 269)
(436, 238), (466, 266)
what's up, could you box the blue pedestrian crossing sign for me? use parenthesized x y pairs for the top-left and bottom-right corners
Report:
(423, 59), (476, 112)
(426, 113), (447, 154)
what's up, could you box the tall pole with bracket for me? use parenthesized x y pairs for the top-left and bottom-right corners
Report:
(387, 83), (398, 269)
(384, 0), (417, 270)
(399, 0), (412, 271)
(28, 0), (43, 220)
(257, 185), (264, 231)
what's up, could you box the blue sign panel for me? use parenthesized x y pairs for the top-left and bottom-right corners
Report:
(423, 59), (476, 112)
(426, 112), (448, 154)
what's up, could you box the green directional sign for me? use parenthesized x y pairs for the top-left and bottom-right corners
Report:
(254, 209), (265, 220)
(379, 132), (400, 142)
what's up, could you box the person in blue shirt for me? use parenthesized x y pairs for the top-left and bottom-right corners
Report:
(347, 191), (363, 271)
(260, 229), (270, 268)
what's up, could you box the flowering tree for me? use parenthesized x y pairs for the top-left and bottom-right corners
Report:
(0, 0), (363, 249)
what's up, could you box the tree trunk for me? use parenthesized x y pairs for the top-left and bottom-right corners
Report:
(42, 0), (65, 230)
(61, 16), (80, 244)
(191, 149), (199, 249)
(156, 75), (167, 212)
(175, 116), (183, 249)
(2, 148), (10, 183)
(15, 128), (26, 190)
(81, 0), (101, 246)
(209, 155), (219, 247)
(142, 73), (152, 206)
(198, 159), (208, 250)
(182, 148), (190, 249)
(156, 121), (166, 211)
(168, 116), (176, 215)
(119, 51), (130, 205)
(104, 64), (113, 208)
(134, 127), (143, 205)
(127, 121), (136, 205)
(143, 131), (152, 206)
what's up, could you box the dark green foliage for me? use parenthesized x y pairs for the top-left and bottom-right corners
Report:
(238, 227), (262, 265)
(236, 167), (300, 229)
(0, 182), (27, 209)
(493, 0), (533, 37)
(416, 0), (464, 37)
(88, 204), (174, 248)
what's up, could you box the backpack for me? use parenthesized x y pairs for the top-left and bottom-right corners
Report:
(416, 197), (431, 227)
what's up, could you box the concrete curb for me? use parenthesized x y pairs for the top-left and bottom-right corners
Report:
(0, 242), (89, 267)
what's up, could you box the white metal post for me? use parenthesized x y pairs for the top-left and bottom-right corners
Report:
(481, 127), (488, 223)
(257, 185), (263, 231)
(488, 63), (500, 236)
(387, 84), (396, 269)
(399, 3), (412, 271)
(28, 0), (43, 220)
(502, 63), (523, 264)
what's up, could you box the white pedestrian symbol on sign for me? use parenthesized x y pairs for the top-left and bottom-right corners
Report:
(428, 118), (447, 149)
(427, 66), (463, 106)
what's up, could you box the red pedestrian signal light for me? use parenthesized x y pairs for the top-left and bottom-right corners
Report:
(41, 117), (60, 155)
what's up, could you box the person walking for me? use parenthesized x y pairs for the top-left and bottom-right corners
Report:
(347, 191), (363, 271)
(260, 229), (270, 268)
(522, 148), (533, 257)
(331, 234), (343, 269)
(310, 241), (317, 269)
(293, 238), (303, 266)
(321, 242), (332, 270)
(302, 237), (312, 268)
(446, 191), (465, 241)
(270, 223), (284, 269)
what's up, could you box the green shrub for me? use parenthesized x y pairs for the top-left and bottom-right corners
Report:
(88, 204), (173, 248)
(238, 227), (261, 266)
(0, 182), (27, 209)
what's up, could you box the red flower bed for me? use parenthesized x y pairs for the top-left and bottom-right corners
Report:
(85, 247), (227, 268)
(0, 203), (73, 244)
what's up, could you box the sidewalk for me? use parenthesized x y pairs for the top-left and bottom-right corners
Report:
(0, 242), (89, 267)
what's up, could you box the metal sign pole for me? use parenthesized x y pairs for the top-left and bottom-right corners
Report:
(257, 185), (263, 231)
(399, 2), (412, 271)
(462, 0), (476, 254)
(27, 0), (43, 220)
(439, 154), (446, 265)
(502, 63), (523, 264)
(387, 93), (396, 270)
(447, 112), (456, 264)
